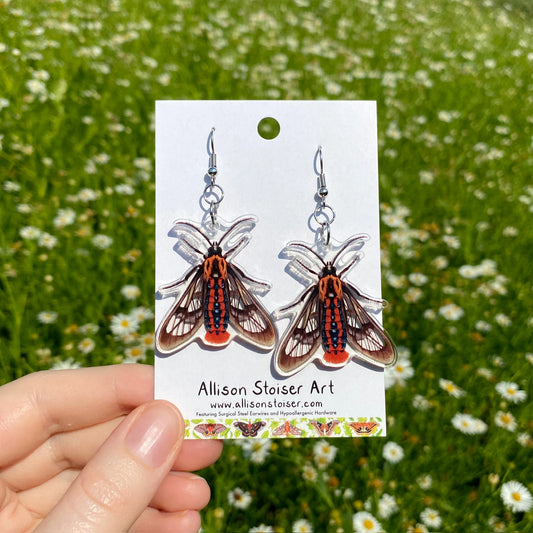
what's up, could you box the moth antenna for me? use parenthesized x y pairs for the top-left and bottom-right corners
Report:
(178, 236), (205, 258)
(293, 258), (320, 277)
(332, 235), (367, 266)
(174, 220), (212, 247)
(218, 216), (256, 248)
(285, 241), (326, 267)
(224, 235), (250, 260)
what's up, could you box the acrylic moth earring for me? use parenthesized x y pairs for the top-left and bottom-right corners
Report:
(155, 128), (276, 354)
(273, 146), (397, 377)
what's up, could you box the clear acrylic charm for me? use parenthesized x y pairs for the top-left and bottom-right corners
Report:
(156, 215), (276, 354)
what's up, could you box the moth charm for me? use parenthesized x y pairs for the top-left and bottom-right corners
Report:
(156, 216), (276, 354)
(274, 235), (397, 376)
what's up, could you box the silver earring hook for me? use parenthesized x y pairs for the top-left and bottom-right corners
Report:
(202, 127), (224, 227)
(208, 127), (217, 180)
(313, 145), (335, 246)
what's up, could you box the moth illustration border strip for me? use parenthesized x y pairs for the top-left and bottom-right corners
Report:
(187, 417), (383, 439)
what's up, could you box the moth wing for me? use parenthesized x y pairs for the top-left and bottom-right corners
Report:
(272, 424), (286, 436)
(275, 287), (322, 376)
(310, 420), (322, 435)
(249, 421), (266, 436)
(226, 265), (276, 349)
(343, 283), (397, 366)
(211, 423), (227, 435)
(194, 423), (226, 437)
(156, 268), (205, 354)
(288, 423), (303, 436)
(233, 421), (246, 433)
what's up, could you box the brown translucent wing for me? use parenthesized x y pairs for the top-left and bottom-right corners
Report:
(275, 286), (322, 376)
(342, 282), (397, 366)
(226, 265), (276, 349)
(156, 268), (205, 354)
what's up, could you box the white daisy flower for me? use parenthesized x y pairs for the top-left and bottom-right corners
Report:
(249, 525), (274, 533)
(500, 480), (533, 513)
(92, 234), (113, 249)
(494, 411), (517, 432)
(378, 493), (399, 519)
(451, 413), (488, 435)
(120, 284), (141, 300)
(408, 272), (428, 286)
(129, 306), (154, 322)
(20, 226), (42, 240)
(124, 345), (146, 360)
(227, 487), (252, 509)
(517, 433), (533, 447)
(302, 463), (318, 482)
(37, 310), (58, 324)
(494, 313), (511, 327)
(53, 208), (76, 228)
(385, 357), (415, 389)
(382, 441), (404, 463)
(133, 157), (153, 171)
(438, 303), (464, 321)
(353, 511), (383, 532)
(38, 232), (58, 249)
(412, 395), (432, 411)
(292, 518), (313, 532)
(313, 440), (337, 468)
(77, 338), (95, 354)
(110, 313), (140, 336)
(495, 381), (527, 403)
(78, 188), (98, 202)
(420, 507), (442, 528)
(439, 378), (466, 398)
(417, 474), (433, 489)
(51, 357), (82, 370)
(239, 439), (271, 465)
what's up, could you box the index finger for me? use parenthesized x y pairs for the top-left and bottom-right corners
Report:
(0, 364), (153, 466)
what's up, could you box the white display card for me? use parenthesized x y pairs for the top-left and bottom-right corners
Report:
(155, 101), (393, 439)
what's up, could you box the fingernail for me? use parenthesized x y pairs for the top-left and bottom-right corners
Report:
(125, 403), (183, 468)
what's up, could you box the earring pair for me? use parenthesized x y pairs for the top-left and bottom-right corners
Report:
(155, 128), (397, 377)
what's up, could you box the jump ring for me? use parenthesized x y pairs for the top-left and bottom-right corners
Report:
(313, 204), (336, 226)
(202, 183), (224, 207)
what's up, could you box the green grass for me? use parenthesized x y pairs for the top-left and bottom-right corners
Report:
(1, 0), (532, 531)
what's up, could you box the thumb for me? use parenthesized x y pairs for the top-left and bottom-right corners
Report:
(37, 401), (187, 533)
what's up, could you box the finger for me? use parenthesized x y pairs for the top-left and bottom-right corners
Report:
(20, 470), (210, 517)
(3, 421), (222, 492)
(131, 508), (201, 533)
(0, 478), (36, 532)
(17, 469), (79, 519)
(0, 364), (154, 466)
(2, 418), (124, 490)
(175, 440), (224, 471)
(150, 471), (211, 512)
(36, 400), (185, 533)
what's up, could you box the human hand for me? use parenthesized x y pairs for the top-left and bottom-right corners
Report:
(0, 364), (223, 532)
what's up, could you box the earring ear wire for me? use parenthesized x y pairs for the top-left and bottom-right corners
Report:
(313, 145), (336, 246)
